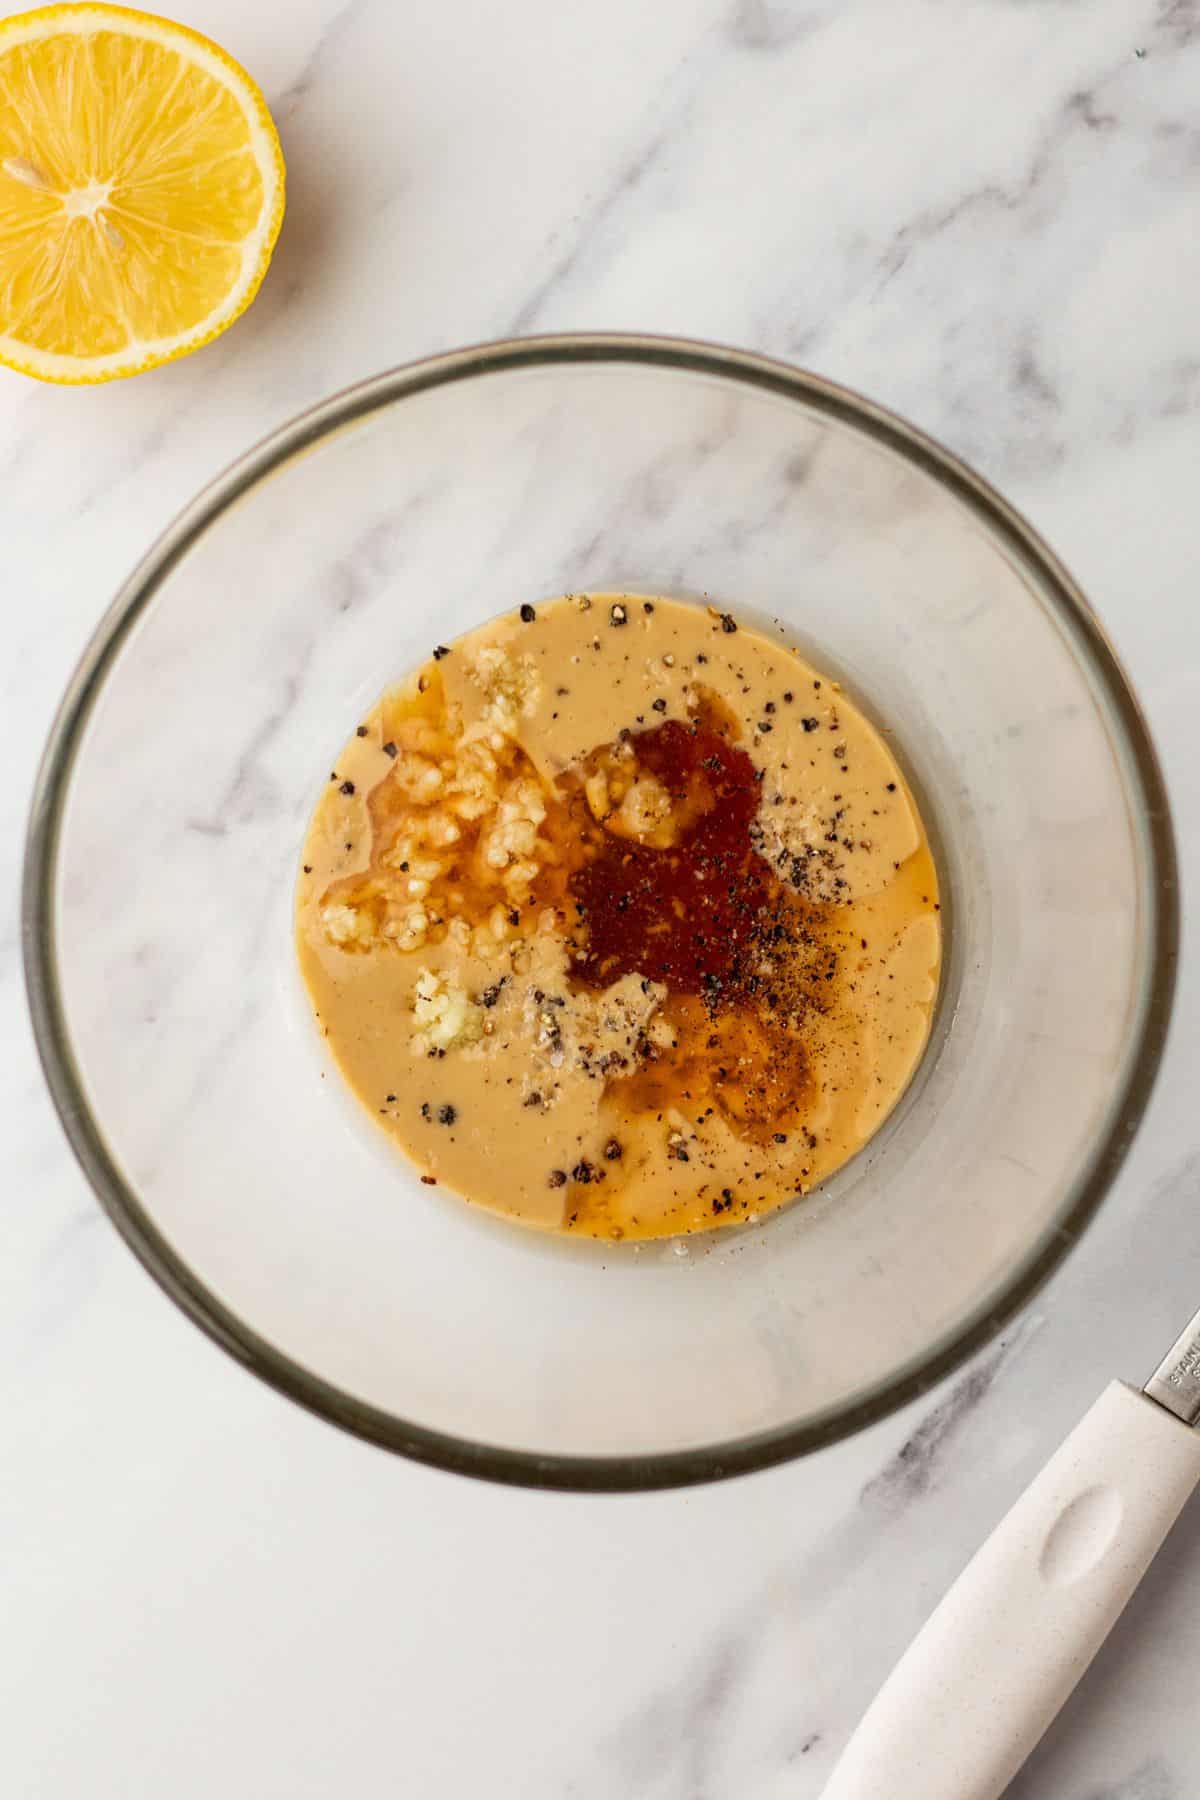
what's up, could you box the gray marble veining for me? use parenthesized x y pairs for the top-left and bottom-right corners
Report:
(7, 2), (1200, 1795)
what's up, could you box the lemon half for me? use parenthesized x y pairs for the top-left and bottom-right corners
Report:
(0, 4), (285, 382)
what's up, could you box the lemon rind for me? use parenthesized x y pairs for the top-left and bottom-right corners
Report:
(0, 3), (285, 384)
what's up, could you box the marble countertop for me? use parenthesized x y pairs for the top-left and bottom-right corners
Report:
(6, 2), (1200, 1794)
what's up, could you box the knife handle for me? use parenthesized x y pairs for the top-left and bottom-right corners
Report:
(823, 1381), (1200, 1800)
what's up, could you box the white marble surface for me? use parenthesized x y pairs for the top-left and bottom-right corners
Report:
(6, 1), (1200, 1793)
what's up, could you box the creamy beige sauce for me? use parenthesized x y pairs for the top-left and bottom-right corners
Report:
(297, 595), (941, 1239)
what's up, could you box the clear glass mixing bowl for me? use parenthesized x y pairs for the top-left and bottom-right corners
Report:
(23, 336), (1176, 1489)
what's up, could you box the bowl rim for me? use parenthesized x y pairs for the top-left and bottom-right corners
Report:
(22, 331), (1179, 1491)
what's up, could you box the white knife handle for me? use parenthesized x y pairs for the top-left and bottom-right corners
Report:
(823, 1381), (1200, 1800)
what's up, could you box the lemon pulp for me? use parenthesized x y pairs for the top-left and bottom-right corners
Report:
(0, 4), (285, 382)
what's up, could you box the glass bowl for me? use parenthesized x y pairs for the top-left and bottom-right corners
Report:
(23, 335), (1176, 1490)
